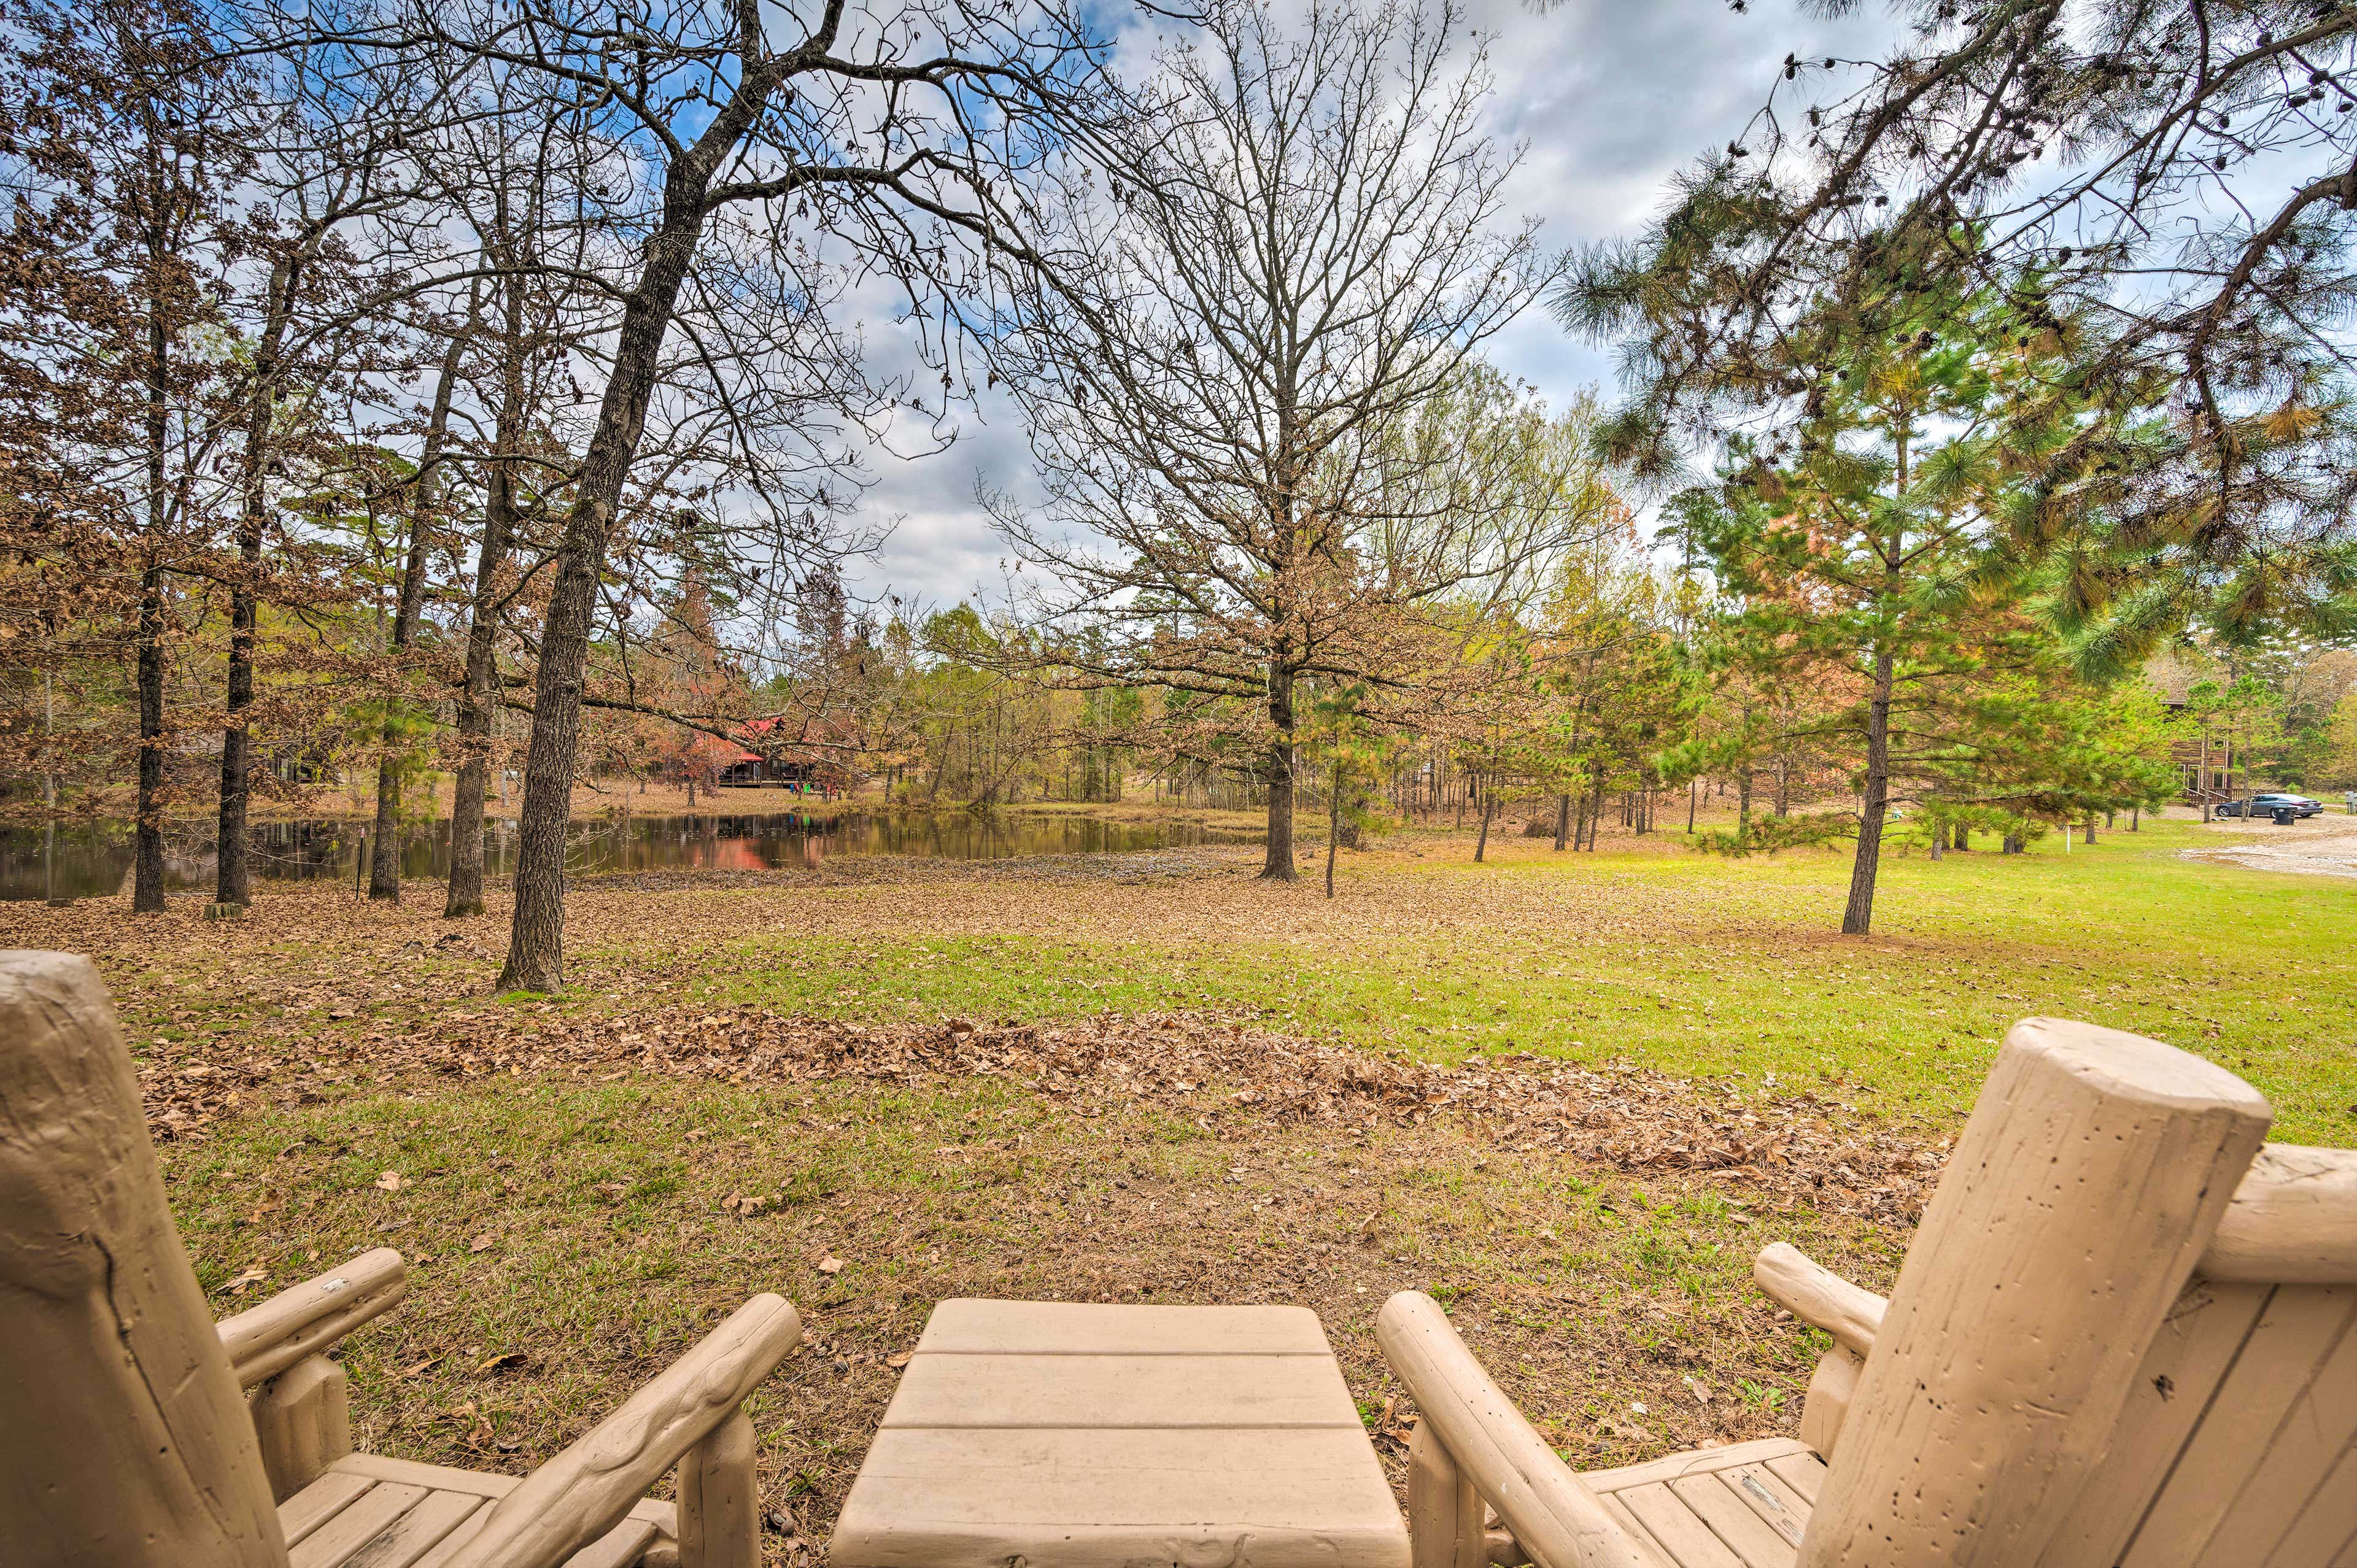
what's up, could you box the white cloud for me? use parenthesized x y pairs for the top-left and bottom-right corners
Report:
(841, 0), (1900, 607)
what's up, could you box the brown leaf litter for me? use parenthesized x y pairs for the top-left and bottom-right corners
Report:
(141, 1005), (1942, 1226)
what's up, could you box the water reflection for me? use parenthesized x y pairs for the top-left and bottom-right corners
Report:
(0, 808), (1253, 902)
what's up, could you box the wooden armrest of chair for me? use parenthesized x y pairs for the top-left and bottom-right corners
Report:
(1751, 1243), (1888, 1459)
(217, 1247), (408, 1388)
(1751, 1242), (1884, 1358)
(1376, 1291), (1655, 1568)
(437, 1293), (803, 1568)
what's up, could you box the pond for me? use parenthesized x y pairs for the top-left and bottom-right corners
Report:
(0, 808), (1258, 902)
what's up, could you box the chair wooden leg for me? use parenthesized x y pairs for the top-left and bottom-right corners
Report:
(250, 1353), (352, 1501)
(1797, 1345), (1862, 1461)
(678, 1407), (759, 1568)
(1409, 1420), (1487, 1568)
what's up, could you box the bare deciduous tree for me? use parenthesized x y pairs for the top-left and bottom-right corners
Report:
(982, 0), (1565, 879)
(297, 0), (1117, 987)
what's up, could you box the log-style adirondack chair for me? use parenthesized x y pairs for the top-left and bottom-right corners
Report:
(1379, 1016), (2357, 1568)
(0, 950), (802, 1568)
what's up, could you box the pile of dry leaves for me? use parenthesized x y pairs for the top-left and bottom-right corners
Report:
(142, 1003), (1943, 1226)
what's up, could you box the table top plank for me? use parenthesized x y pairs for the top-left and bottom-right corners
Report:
(914, 1298), (1333, 1356)
(883, 1351), (1364, 1430)
(837, 1300), (1409, 1568)
(834, 1427), (1409, 1568)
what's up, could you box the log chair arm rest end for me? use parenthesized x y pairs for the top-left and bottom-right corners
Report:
(436, 1293), (803, 1568)
(217, 1247), (408, 1388)
(1377, 1291), (1655, 1568)
(1752, 1243), (1886, 1359)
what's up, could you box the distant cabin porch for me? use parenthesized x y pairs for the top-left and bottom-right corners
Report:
(716, 754), (823, 790)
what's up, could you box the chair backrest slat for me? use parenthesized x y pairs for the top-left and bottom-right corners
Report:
(2186, 1284), (2357, 1567)
(2038, 1144), (2357, 1567)
(2127, 1284), (2357, 1567)
(2030, 1278), (2276, 1567)
(2248, 1439), (2357, 1567)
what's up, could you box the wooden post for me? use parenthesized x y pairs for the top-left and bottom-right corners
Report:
(249, 1354), (351, 1502)
(0, 949), (288, 1567)
(1797, 1345), (1864, 1458)
(678, 1407), (759, 1568)
(1797, 1018), (2270, 1567)
(1407, 1422), (1486, 1568)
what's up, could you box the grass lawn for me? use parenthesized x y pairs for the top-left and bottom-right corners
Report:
(4, 805), (2348, 1564)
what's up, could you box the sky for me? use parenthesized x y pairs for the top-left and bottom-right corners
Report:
(843, 0), (1901, 611)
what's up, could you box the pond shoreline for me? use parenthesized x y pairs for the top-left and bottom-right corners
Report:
(1, 806), (1263, 903)
(1, 779), (1268, 830)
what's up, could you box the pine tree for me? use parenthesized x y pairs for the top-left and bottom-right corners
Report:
(1668, 281), (2161, 932)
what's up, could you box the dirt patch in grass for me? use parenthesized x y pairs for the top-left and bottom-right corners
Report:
(2178, 815), (2357, 879)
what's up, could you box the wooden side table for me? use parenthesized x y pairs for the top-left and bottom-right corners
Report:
(832, 1299), (1411, 1568)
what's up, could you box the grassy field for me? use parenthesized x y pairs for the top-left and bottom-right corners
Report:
(4, 805), (2348, 1564)
(614, 810), (2357, 1138)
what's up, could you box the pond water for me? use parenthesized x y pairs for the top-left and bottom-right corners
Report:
(0, 808), (1256, 902)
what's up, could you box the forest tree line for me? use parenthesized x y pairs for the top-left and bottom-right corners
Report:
(7, 0), (2357, 964)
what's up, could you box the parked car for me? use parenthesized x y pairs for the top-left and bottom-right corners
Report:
(2216, 793), (2324, 818)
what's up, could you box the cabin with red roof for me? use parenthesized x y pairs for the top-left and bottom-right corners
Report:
(715, 716), (857, 794)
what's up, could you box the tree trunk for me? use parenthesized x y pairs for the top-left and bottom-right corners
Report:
(1930, 818), (1944, 860)
(1554, 792), (1569, 851)
(134, 296), (170, 916)
(499, 196), (717, 991)
(133, 563), (168, 913)
(1737, 769), (1753, 835)
(217, 257), (300, 909)
(2083, 817), (2097, 846)
(445, 317), (525, 921)
(1325, 773), (1341, 899)
(371, 319), (466, 902)
(1842, 646), (1895, 935)
(1259, 665), (1297, 881)
(1474, 786), (1494, 862)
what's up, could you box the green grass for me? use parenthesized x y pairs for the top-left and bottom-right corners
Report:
(165, 1069), (1886, 1499)
(606, 817), (2356, 1140)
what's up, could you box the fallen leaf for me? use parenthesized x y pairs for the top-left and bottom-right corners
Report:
(886, 1351), (912, 1369)
(476, 1350), (529, 1374)
(469, 1232), (497, 1253)
(220, 1265), (268, 1295)
(817, 1256), (844, 1274)
(374, 1170), (408, 1192)
(398, 1356), (443, 1380)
